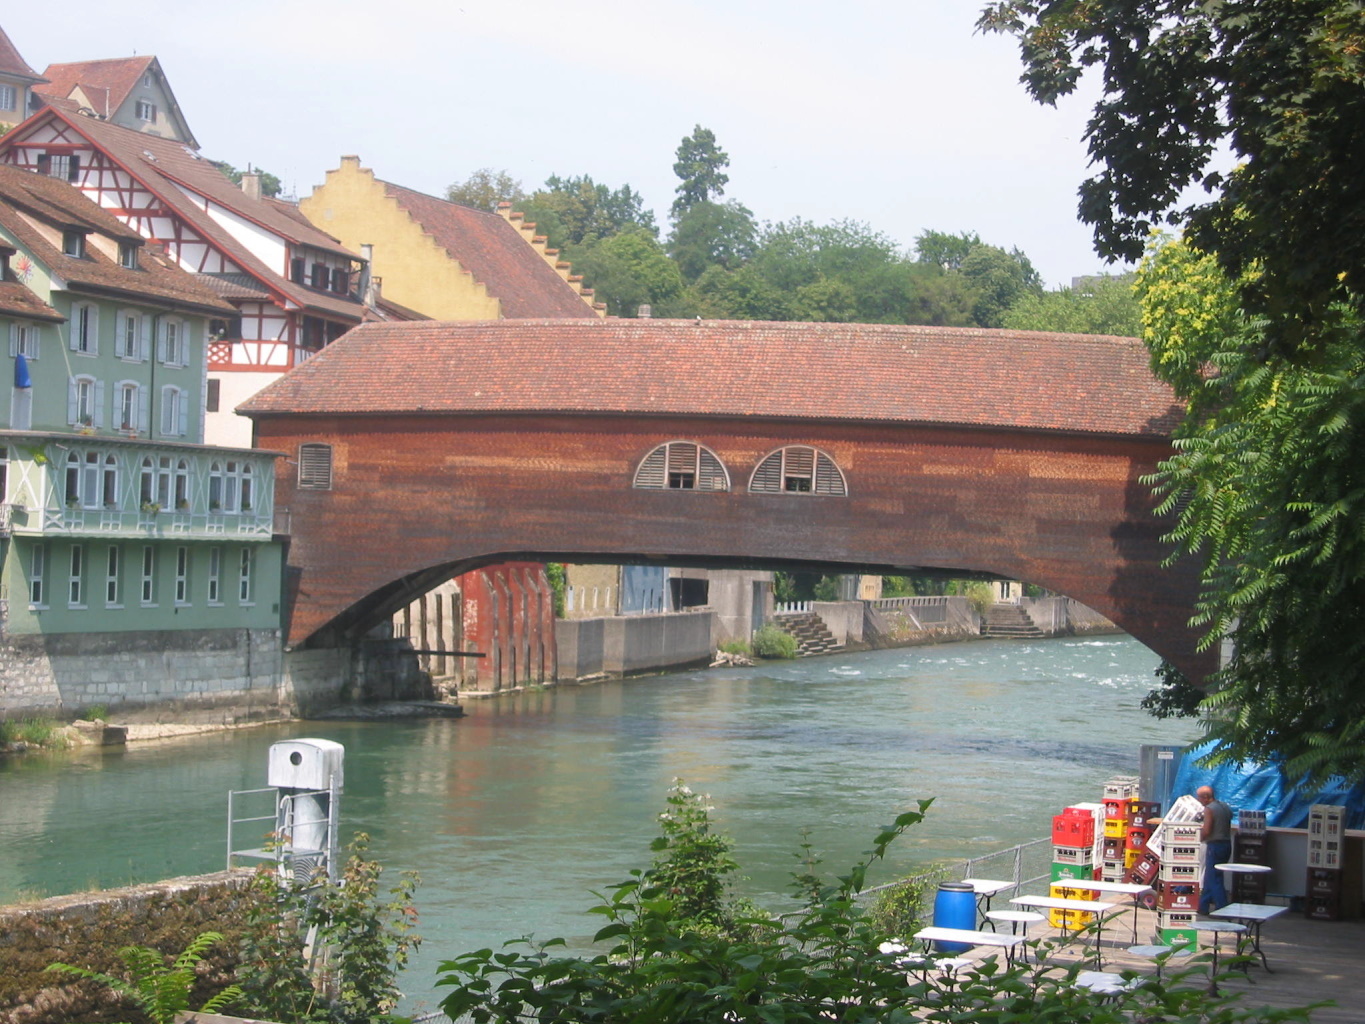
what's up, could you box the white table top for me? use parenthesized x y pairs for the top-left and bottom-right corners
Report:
(1212, 903), (1288, 923)
(1194, 920), (1247, 934)
(913, 926), (1024, 948)
(1079, 880), (1154, 896)
(962, 877), (1015, 896)
(985, 909), (1046, 923)
(1010, 895), (1121, 913)
(1215, 862), (1272, 873)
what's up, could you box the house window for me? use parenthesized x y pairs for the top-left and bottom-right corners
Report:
(105, 545), (122, 607)
(207, 546), (222, 604)
(140, 455), (173, 509)
(135, 99), (157, 121)
(160, 385), (187, 436)
(159, 318), (185, 366)
(140, 545), (156, 605)
(297, 443), (333, 490)
(63, 229), (87, 258)
(117, 380), (148, 433)
(748, 446), (848, 496)
(240, 463), (253, 512)
(38, 153), (79, 181)
(290, 257), (305, 283)
(71, 304), (98, 353)
(64, 450), (103, 508)
(174, 459), (189, 511)
(118, 241), (139, 269)
(310, 263), (328, 289)
(139, 456), (155, 508)
(0, 85), (15, 112)
(330, 267), (349, 295)
(117, 311), (143, 360)
(10, 322), (40, 359)
(633, 441), (729, 492)
(174, 545), (190, 605)
(141, 72), (153, 87)
(238, 547), (253, 604)
(68, 374), (103, 428)
(102, 454), (118, 507)
(209, 461), (223, 511)
(68, 544), (86, 608)
(29, 544), (47, 607)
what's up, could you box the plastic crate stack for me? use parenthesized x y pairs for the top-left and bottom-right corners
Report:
(1233, 809), (1268, 903)
(1049, 806), (1098, 929)
(1306, 804), (1347, 920)
(1154, 821), (1202, 947)
(1099, 777), (1146, 882)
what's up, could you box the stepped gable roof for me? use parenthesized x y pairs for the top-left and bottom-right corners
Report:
(240, 318), (1183, 437)
(0, 26), (44, 82)
(381, 180), (595, 318)
(0, 164), (232, 315)
(26, 106), (363, 321)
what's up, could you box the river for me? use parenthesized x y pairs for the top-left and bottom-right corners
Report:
(0, 635), (1199, 1009)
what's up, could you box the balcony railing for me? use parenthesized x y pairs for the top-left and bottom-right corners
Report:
(21, 505), (275, 539)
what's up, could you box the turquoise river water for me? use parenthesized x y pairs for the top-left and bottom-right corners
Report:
(0, 635), (1200, 1009)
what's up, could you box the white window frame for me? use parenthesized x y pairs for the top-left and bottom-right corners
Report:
(29, 544), (46, 607)
(140, 545), (157, 606)
(105, 545), (122, 607)
(102, 454), (119, 508)
(207, 546), (222, 605)
(135, 99), (156, 121)
(68, 544), (86, 609)
(174, 545), (190, 606)
(159, 318), (186, 367)
(69, 374), (105, 428)
(116, 380), (148, 434)
(238, 547), (254, 605)
(116, 310), (145, 361)
(160, 385), (188, 437)
(174, 459), (190, 511)
(9, 322), (41, 360)
(0, 84), (16, 112)
(71, 303), (98, 354)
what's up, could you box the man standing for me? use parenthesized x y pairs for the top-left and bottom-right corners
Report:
(1197, 785), (1232, 913)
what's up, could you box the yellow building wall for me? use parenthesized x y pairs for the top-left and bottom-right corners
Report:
(300, 156), (503, 320)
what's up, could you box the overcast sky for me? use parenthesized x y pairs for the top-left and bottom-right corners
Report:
(7, 2), (1122, 288)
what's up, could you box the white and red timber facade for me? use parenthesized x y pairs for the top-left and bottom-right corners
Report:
(0, 102), (370, 447)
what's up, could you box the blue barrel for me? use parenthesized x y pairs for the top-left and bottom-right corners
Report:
(932, 880), (977, 951)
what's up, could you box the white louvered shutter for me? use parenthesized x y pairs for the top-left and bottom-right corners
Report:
(634, 446), (667, 488)
(750, 451), (783, 493)
(92, 380), (106, 428)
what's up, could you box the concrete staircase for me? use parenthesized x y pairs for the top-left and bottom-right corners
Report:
(980, 603), (1045, 639)
(774, 612), (842, 657)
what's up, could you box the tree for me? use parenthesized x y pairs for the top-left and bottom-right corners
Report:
(667, 199), (757, 282)
(1003, 274), (1141, 336)
(914, 229), (982, 271)
(444, 168), (527, 213)
(210, 160), (282, 198)
(671, 125), (730, 219)
(568, 227), (684, 317)
(959, 243), (1043, 328)
(978, 0), (1365, 358)
(984, 0), (1365, 783)
(522, 174), (657, 250)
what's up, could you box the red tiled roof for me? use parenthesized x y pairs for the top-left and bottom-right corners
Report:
(3, 107), (365, 323)
(0, 26), (44, 82)
(36, 56), (152, 117)
(0, 280), (62, 321)
(240, 319), (1183, 437)
(381, 181), (596, 318)
(0, 164), (233, 315)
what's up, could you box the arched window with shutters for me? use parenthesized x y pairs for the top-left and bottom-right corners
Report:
(748, 446), (848, 496)
(633, 441), (729, 492)
(297, 443), (334, 490)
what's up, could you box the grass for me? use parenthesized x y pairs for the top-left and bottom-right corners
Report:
(0, 717), (70, 749)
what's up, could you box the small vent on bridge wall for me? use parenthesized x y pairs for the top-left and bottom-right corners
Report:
(297, 443), (333, 490)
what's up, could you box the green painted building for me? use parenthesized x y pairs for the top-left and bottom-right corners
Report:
(0, 163), (284, 640)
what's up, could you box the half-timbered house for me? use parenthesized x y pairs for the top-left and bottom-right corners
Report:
(0, 164), (283, 650)
(0, 102), (369, 447)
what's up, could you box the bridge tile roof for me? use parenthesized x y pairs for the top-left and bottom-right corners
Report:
(239, 318), (1183, 437)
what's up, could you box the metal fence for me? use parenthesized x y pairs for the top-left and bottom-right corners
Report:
(860, 836), (1053, 903)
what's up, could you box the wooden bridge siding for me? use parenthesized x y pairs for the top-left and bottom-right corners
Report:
(257, 412), (1210, 680)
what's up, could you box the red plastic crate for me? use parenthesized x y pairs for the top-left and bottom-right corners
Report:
(1125, 825), (1152, 851)
(1126, 850), (1161, 885)
(1053, 810), (1097, 847)
(1157, 881), (1200, 911)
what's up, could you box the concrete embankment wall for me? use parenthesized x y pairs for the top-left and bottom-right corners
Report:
(0, 631), (431, 720)
(0, 871), (251, 1024)
(864, 596), (981, 647)
(555, 610), (713, 680)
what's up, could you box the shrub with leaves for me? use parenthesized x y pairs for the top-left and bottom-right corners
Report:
(752, 623), (798, 659)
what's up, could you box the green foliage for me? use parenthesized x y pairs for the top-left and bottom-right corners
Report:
(48, 932), (242, 1024)
(208, 160), (282, 199)
(0, 717), (64, 748)
(959, 243), (1043, 328)
(1003, 274), (1141, 336)
(648, 780), (751, 935)
(444, 168), (527, 213)
(752, 623), (798, 660)
(437, 792), (1311, 1023)
(951, 580), (996, 618)
(863, 865), (949, 938)
(718, 639), (752, 656)
(84, 704), (110, 722)
(566, 227), (684, 317)
(236, 834), (421, 1024)
(979, 0), (1365, 357)
(1141, 659), (1204, 720)
(544, 563), (566, 617)
(915, 229), (982, 271)
(522, 174), (656, 250)
(671, 125), (730, 218)
(667, 199), (757, 282)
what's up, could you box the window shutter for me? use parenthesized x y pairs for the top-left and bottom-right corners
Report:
(177, 391), (188, 436)
(698, 449), (728, 491)
(160, 386), (174, 435)
(298, 443), (333, 490)
(814, 453), (846, 496)
(139, 315), (150, 361)
(634, 446), (667, 489)
(785, 447), (815, 478)
(69, 311), (80, 351)
(137, 385), (150, 433)
(8, 323), (15, 357)
(29, 326), (39, 360)
(93, 380), (106, 428)
(67, 377), (79, 424)
(666, 442), (697, 477)
(68, 155), (81, 181)
(157, 321), (166, 363)
(750, 451), (783, 493)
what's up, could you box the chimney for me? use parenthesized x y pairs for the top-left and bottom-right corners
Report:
(241, 171), (262, 200)
(637, 304), (652, 318)
(359, 244), (375, 309)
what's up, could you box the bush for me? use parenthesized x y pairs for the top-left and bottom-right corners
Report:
(863, 866), (949, 938)
(752, 623), (798, 659)
(718, 639), (752, 656)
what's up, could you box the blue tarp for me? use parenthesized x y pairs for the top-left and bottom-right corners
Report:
(1172, 741), (1365, 830)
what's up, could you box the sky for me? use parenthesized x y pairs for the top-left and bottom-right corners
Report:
(5, 1), (1123, 288)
